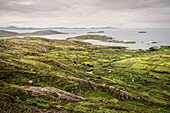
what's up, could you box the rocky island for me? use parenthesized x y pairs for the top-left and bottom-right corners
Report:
(138, 31), (147, 33)
(87, 31), (104, 33)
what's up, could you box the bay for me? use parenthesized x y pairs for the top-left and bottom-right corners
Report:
(3, 28), (170, 50)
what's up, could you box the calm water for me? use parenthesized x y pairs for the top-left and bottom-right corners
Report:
(2, 28), (170, 50)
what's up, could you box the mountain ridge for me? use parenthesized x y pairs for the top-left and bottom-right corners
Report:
(0, 26), (117, 30)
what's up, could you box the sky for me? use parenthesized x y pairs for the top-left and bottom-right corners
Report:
(0, 0), (170, 28)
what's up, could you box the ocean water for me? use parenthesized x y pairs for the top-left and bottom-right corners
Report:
(3, 28), (170, 50)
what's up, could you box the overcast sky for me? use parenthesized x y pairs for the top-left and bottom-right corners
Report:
(0, 0), (170, 28)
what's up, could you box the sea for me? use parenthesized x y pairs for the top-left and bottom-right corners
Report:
(1, 28), (170, 50)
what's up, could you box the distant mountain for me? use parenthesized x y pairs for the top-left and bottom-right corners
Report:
(0, 26), (117, 30)
(0, 26), (41, 30)
(90, 27), (117, 29)
(0, 30), (68, 37)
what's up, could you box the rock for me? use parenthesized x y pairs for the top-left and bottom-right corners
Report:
(98, 84), (106, 90)
(37, 72), (41, 74)
(28, 87), (54, 96)
(27, 87), (89, 103)
(89, 82), (99, 90)
(49, 87), (89, 102)
(57, 75), (65, 78)
(78, 89), (83, 93)
(67, 76), (135, 100)
(86, 71), (93, 74)
(12, 51), (30, 58)
(56, 105), (62, 108)
(68, 77), (89, 86)
(132, 78), (135, 82)
(114, 88), (119, 94)
(0, 60), (24, 69)
(118, 91), (134, 100)
(53, 75), (135, 100)
(102, 99), (106, 102)
(118, 90), (125, 99)
(109, 86), (115, 93)
(28, 80), (33, 85)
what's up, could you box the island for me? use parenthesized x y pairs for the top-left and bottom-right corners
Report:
(87, 31), (104, 33)
(68, 35), (136, 44)
(0, 30), (68, 37)
(138, 31), (147, 33)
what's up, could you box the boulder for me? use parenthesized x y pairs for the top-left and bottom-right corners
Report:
(28, 80), (33, 85)
(109, 86), (115, 93)
(114, 88), (119, 94)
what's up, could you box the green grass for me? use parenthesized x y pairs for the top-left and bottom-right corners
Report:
(0, 36), (169, 112)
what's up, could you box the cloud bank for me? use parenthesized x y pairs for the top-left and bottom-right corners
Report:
(0, 0), (170, 28)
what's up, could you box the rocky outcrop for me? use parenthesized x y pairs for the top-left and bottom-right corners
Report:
(28, 87), (89, 103)
(68, 77), (90, 86)
(60, 76), (135, 100)
(12, 51), (30, 58)
(0, 60), (25, 69)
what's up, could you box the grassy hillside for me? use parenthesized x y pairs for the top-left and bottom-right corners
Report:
(0, 36), (169, 113)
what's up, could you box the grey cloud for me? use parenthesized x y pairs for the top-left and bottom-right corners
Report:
(0, 0), (170, 28)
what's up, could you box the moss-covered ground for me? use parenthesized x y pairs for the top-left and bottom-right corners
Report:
(0, 36), (169, 112)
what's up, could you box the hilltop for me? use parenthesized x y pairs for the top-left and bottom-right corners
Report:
(0, 36), (169, 112)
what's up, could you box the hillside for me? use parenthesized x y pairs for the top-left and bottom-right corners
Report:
(0, 36), (169, 112)
(0, 30), (67, 37)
